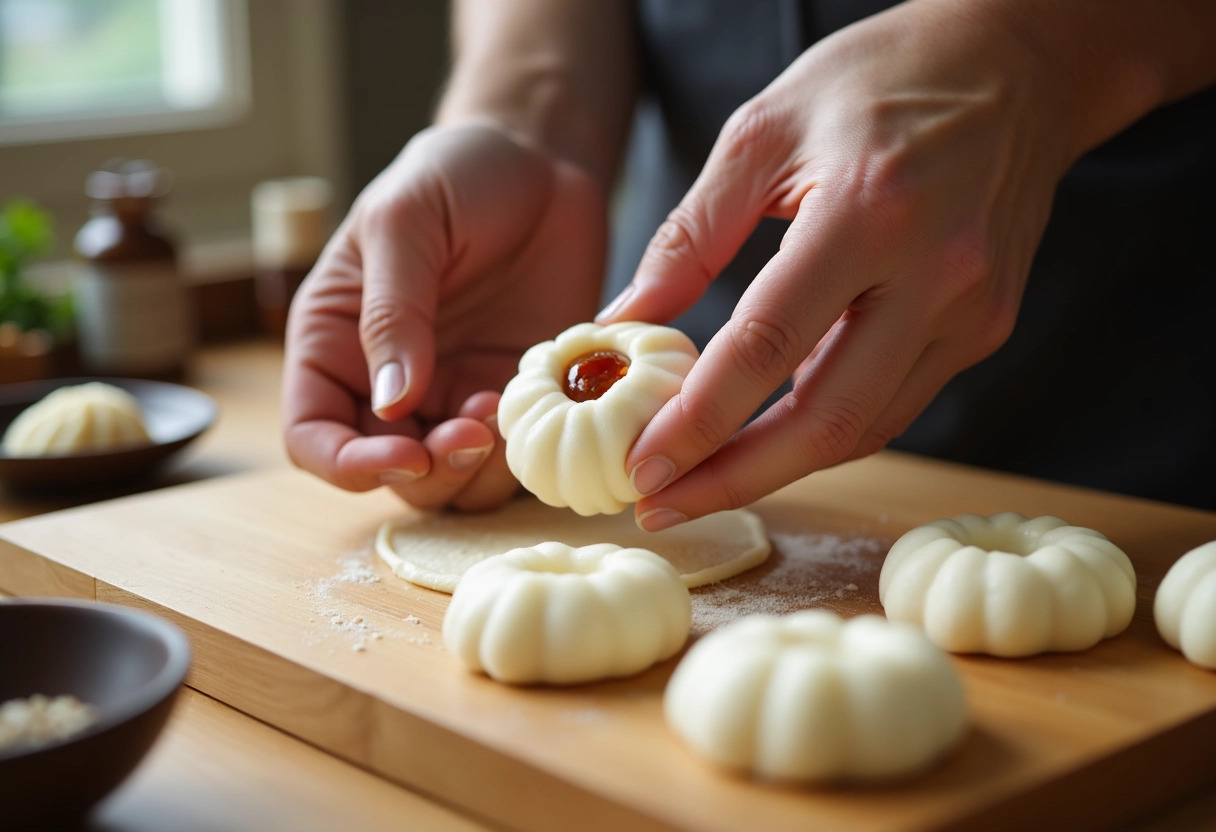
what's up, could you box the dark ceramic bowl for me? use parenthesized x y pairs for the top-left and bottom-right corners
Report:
(0, 376), (217, 491)
(0, 598), (192, 829)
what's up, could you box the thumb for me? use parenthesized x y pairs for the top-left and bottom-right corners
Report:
(357, 187), (446, 421)
(597, 105), (790, 325)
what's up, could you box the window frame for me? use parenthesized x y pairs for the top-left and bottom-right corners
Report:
(0, 0), (252, 148)
(0, 0), (348, 260)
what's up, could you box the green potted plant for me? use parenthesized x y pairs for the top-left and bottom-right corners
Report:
(0, 199), (74, 384)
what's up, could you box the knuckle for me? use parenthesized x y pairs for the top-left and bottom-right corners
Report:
(718, 101), (778, 161)
(677, 394), (733, 458)
(645, 207), (715, 289)
(935, 234), (993, 306)
(359, 294), (413, 349)
(803, 396), (869, 464)
(972, 299), (1017, 359)
(856, 152), (921, 232)
(649, 209), (699, 258)
(726, 313), (804, 386)
(357, 191), (409, 237)
(358, 180), (440, 244)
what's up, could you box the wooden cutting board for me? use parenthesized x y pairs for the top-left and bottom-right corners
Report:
(3, 451), (1216, 832)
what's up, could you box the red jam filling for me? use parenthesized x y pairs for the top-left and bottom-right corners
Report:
(562, 350), (630, 402)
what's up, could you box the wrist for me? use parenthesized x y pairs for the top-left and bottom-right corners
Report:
(437, 59), (611, 184)
(949, 0), (1216, 164)
(435, 0), (637, 190)
(994, 3), (1162, 164)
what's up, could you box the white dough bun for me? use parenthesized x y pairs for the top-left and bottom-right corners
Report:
(2, 382), (150, 457)
(497, 321), (697, 516)
(1155, 540), (1216, 670)
(664, 611), (967, 782)
(880, 512), (1136, 657)
(443, 541), (692, 685)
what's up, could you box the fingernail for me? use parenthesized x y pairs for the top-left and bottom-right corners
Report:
(630, 455), (675, 496)
(637, 507), (688, 533)
(449, 446), (491, 471)
(373, 362), (407, 414)
(379, 469), (422, 485)
(596, 284), (636, 322)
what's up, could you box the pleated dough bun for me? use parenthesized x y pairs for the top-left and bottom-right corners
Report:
(497, 322), (697, 516)
(443, 541), (692, 685)
(2, 382), (150, 457)
(880, 512), (1136, 657)
(1155, 540), (1216, 670)
(664, 611), (967, 782)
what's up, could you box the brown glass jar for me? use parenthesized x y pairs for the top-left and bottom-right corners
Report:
(72, 159), (192, 378)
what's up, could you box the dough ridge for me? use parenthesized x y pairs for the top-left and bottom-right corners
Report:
(443, 541), (692, 684)
(664, 611), (967, 781)
(879, 512), (1136, 657)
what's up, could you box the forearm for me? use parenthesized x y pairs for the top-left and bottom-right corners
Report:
(437, 0), (638, 189)
(936, 0), (1216, 164)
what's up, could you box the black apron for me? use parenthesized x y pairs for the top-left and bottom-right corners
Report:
(607, 0), (1216, 509)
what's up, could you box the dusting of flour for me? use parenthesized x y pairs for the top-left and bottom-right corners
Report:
(690, 530), (889, 636)
(299, 528), (890, 648)
(301, 548), (434, 653)
(312, 557), (381, 595)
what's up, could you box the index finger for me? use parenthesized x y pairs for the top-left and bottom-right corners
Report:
(624, 187), (888, 496)
(282, 240), (431, 491)
(283, 376), (432, 493)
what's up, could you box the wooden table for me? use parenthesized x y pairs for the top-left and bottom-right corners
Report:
(2, 338), (1215, 831)
(2, 340), (488, 832)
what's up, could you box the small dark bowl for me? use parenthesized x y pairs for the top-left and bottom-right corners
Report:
(0, 377), (217, 491)
(0, 599), (192, 829)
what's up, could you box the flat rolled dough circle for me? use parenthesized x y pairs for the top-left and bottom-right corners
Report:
(376, 497), (770, 593)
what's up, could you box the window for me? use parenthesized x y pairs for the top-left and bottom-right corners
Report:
(0, 0), (345, 260)
(0, 0), (249, 146)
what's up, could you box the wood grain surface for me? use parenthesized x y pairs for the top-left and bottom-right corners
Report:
(3, 451), (1216, 832)
(89, 688), (489, 832)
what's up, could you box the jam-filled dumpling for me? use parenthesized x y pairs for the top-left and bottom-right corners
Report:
(497, 322), (698, 516)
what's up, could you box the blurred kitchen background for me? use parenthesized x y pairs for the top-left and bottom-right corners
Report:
(0, 0), (449, 376)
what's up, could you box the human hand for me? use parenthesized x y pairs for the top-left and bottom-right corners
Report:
(283, 122), (607, 511)
(598, 2), (1074, 529)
